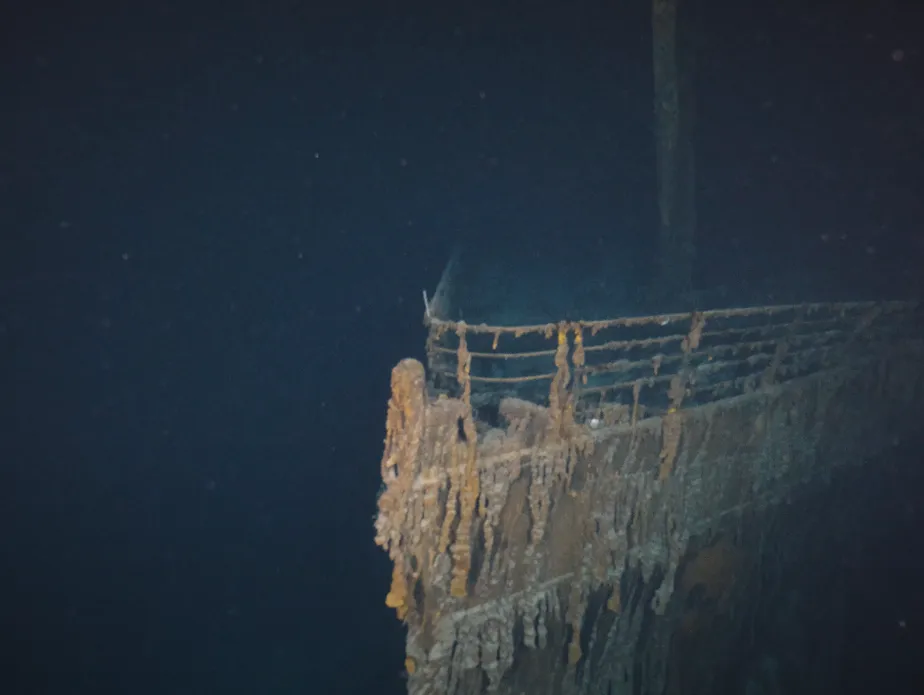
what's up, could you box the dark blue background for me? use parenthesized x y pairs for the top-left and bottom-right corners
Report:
(3, 0), (922, 693)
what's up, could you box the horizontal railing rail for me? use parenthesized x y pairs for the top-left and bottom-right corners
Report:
(424, 300), (922, 425)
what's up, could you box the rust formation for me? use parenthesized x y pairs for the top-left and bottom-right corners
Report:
(374, 300), (924, 695)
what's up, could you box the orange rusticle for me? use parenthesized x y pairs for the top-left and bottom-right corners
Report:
(449, 413), (479, 598)
(385, 562), (409, 620)
(377, 358), (426, 551)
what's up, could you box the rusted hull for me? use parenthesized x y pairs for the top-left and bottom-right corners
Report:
(375, 303), (923, 695)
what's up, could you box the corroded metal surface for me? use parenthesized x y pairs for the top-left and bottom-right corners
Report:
(375, 301), (923, 695)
